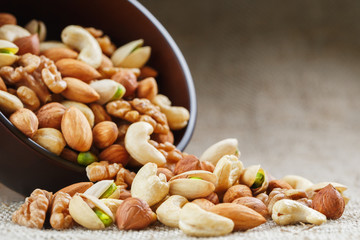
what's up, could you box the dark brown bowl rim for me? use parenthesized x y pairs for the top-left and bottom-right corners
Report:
(0, 0), (197, 172)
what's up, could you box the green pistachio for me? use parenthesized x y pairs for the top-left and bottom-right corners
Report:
(100, 183), (117, 199)
(93, 207), (113, 227)
(77, 152), (98, 166)
(110, 84), (126, 101)
(189, 177), (203, 180)
(251, 170), (265, 189)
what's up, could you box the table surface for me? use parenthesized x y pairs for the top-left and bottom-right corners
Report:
(1, 0), (360, 239)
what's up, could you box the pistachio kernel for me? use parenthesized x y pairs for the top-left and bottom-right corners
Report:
(251, 169), (265, 189)
(93, 207), (113, 227)
(100, 183), (117, 199)
(77, 152), (98, 166)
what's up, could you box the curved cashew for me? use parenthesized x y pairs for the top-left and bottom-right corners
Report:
(179, 203), (234, 237)
(61, 25), (102, 68)
(152, 94), (190, 130)
(213, 155), (244, 192)
(272, 199), (326, 225)
(25, 19), (47, 42)
(156, 195), (188, 228)
(131, 163), (169, 206)
(199, 138), (239, 166)
(0, 40), (19, 67)
(111, 39), (151, 68)
(281, 175), (313, 190)
(0, 24), (30, 42)
(125, 122), (166, 166)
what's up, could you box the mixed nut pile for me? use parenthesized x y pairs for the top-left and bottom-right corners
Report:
(0, 13), (349, 237)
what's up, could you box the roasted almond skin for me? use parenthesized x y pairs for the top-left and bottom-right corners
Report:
(209, 203), (266, 231)
(42, 48), (79, 62)
(61, 107), (93, 152)
(56, 58), (101, 83)
(232, 197), (269, 218)
(61, 77), (100, 103)
(13, 34), (40, 55)
(55, 182), (93, 197)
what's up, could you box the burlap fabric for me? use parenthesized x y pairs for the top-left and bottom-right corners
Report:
(1, 0), (360, 239)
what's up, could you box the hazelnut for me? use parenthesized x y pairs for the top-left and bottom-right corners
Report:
(200, 161), (215, 172)
(192, 199), (215, 211)
(157, 168), (174, 181)
(115, 197), (157, 230)
(137, 77), (158, 100)
(204, 192), (220, 205)
(37, 102), (66, 130)
(99, 144), (129, 165)
(10, 108), (38, 138)
(311, 184), (345, 219)
(111, 69), (138, 98)
(223, 184), (252, 203)
(92, 121), (118, 149)
(174, 154), (201, 175)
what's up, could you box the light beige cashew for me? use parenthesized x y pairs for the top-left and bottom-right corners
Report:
(179, 203), (234, 237)
(0, 24), (30, 42)
(213, 155), (244, 192)
(169, 170), (216, 199)
(125, 122), (166, 166)
(306, 182), (349, 204)
(89, 79), (126, 105)
(69, 193), (114, 230)
(281, 175), (313, 190)
(199, 138), (239, 166)
(152, 94), (190, 130)
(61, 25), (102, 68)
(131, 163), (169, 206)
(0, 40), (19, 67)
(111, 39), (151, 68)
(25, 19), (46, 42)
(156, 195), (188, 228)
(61, 101), (95, 127)
(272, 199), (326, 225)
(240, 165), (268, 195)
(40, 41), (70, 52)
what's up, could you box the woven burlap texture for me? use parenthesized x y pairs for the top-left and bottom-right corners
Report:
(1, 0), (360, 239)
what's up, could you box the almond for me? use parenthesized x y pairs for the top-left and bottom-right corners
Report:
(37, 102), (66, 129)
(13, 34), (40, 55)
(61, 106), (93, 152)
(209, 203), (266, 230)
(89, 103), (112, 125)
(56, 58), (101, 83)
(61, 77), (100, 103)
(10, 108), (38, 138)
(99, 144), (129, 165)
(41, 48), (78, 62)
(0, 13), (17, 27)
(232, 197), (269, 218)
(311, 184), (345, 219)
(55, 182), (94, 197)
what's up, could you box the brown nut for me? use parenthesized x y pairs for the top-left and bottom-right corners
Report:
(37, 102), (66, 129)
(192, 199), (215, 211)
(55, 182), (94, 197)
(56, 58), (101, 83)
(137, 77), (158, 100)
(0, 76), (7, 91)
(311, 184), (345, 220)
(0, 13), (17, 27)
(13, 34), (40, 55)
(223, 184), (252, 203)
(209, 203), (266, 231)
(32, 128), (66, 155)
(267, 179), (293, 194)
(61, 107), (93, 152)
(61, 77), (100, 103)
(50, 192), (73, 230)
(204, 192), (220, 205)
(10, 108), (38, 138)
(200, 161), (215, 172)
(16, 86), (40, 111)
(90, 103), (112, 125)
(174, 154), (202, 175)
(93, 121), (118, 149)
(157, 167), (175, 181)
(115, 197), (157, 230)
(152, 131), (174, 145)
(111, 69), (138, 98)
(99, 144), (129, 165)
(139, 66), (158, 79)
(41, 47), (78, 62)
(232, 197), (269, 218)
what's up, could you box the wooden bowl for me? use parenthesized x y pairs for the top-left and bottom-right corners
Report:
(0, 0), (196, 196)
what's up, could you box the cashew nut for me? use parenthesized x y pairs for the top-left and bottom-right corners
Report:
(281, 175), (313, 190)
(0, 90), (23, 114)
(213, 155), (244, 192)
(152, 94), (190, 130)
(25, 19), (46, 42)
(272, 199), (326, 225)
(179, 203), (234, 237)
(0, 39), (19, 67)
(61, 25), (102, 68)
(199, 138), (239, 166)
(156, 195), (188, 228)
(125, 122), (166, 166)
(0, 24), (30, 42)
(131, 163), (169, 206)
(111, 39), (151, 68)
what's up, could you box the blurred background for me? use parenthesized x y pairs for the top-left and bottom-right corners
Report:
(1, 0), (359, 199)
